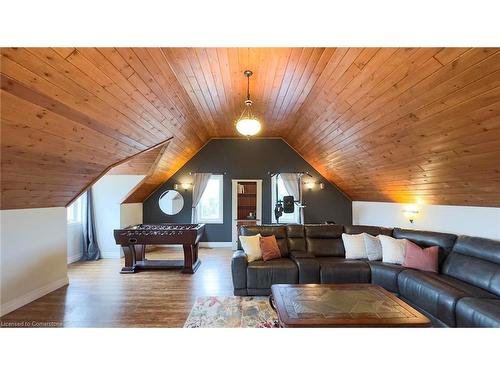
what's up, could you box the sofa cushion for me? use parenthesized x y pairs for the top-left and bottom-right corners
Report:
(379, 235), (407, 265)
(393, 228), (457, 269)
(239, 234), (262, 262)
(290, 255), (320, 284)
(368, 261), (405, 293)
(305, 224), (344, 257)
(442, 235), (500, 296)
(455, 298), (500, 328)
(397, 269), (494, 327)
(438, 274), (496, 298)
(240, 225), (289, 257)
(286, 224), (306, 252)
(403, 241), (439, 273)
(260, 235), (281, 261)
(364, 233), (383, 261)
(246, 258), (298, 289)
(342, 233), (367, 259)
(344, 225), (393, 237)
(318, 257), (370, 284)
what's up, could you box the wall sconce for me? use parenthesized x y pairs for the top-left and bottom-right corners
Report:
(303, 181), (325, 191)
(403, 205), (420, 223)
(174, 183), (192, 191)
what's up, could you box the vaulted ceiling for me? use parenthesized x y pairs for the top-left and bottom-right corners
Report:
(1, 48), (499, 209)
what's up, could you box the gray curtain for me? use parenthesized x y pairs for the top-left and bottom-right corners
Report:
(280, 173), (304, 224)
(191, 173), (212, 224)
(82, 189), (101, 261)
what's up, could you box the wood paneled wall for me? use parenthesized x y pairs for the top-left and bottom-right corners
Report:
(107, 143), (164, 176)
(1, 48), (499, 209)
(1, 48), (208, 209)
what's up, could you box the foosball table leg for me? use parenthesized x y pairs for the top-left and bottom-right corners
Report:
(134, 244), (145, 261)
(182, 244), (201, 274)
(120, 244), (137, 274)
(193, 243), (199, 263)
(182, 244), (193, 273)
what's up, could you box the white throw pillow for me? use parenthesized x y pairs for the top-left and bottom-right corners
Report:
(342, 233), (367, 259)
(363, 233), (383, 261)
(379, 235), (407, 265)
(239, 234), (262, 262)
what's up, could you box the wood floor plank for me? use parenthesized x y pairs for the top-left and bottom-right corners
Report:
(0, 248), (234, 328)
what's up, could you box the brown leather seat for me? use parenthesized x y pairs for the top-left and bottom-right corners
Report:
(368, 261), (405, 293)
(318, 257), (371, 284)
(246, 258), (298, 295)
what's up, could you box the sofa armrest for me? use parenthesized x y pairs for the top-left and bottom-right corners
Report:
(231, 250), (248, 290)
(289, 251), (315, 259)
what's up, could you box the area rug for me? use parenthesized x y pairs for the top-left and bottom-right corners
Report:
(184, 296), (279, 328)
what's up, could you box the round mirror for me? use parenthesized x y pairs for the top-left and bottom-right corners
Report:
(158, 190), (184, 215)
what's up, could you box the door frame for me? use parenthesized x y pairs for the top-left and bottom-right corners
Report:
(231, 179), (262, 250)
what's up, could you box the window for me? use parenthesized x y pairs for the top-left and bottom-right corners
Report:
(271, 174), (300, 224)
(197, 175), (224, 224)
(67, 193), (85, 224)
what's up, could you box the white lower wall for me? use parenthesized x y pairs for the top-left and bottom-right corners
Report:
(92, 175), (144, 258)
(352, 201), (500, 240)
(67, 222), (84, 263)
(120, 203), (143, 228)
(1, 207), (68, 316)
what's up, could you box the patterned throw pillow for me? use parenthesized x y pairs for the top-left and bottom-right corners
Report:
(363, 233), (383, 261)
(260, 235), (281, 261)
(403, 241), (439, 273)
(239, 234), (262, 262)
(379, 235), (407, 265)
(341, 233), (367, 259)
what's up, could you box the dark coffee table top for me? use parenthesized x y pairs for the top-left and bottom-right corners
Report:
(270, 284), (431, 327)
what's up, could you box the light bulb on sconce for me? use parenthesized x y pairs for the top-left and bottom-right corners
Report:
(304, 181), (325, 191)
(174, 183), (192, 191)
(403, 204), (420, 223)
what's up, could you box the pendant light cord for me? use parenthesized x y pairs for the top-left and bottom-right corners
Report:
(246, 74), (250, 101)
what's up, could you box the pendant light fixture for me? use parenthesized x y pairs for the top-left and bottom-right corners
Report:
(235, 70), (261, 137)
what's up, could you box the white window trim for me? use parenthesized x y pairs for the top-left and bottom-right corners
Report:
(271, 175), (300, 224)
(197, 174), (224, 224)
(67, 194), (85, 224)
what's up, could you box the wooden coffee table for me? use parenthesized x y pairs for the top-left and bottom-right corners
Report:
(270, 284), (431, 327)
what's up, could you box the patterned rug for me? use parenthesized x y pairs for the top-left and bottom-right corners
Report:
(184, 296), (279, 328)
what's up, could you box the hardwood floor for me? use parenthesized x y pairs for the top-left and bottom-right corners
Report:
(0, 247), (234, 327)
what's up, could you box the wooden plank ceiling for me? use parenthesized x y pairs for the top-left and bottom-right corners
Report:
(107, 142), (165, 176)
(1, 48), (499, 209)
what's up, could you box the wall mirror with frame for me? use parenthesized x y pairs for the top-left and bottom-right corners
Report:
(158, 190), (184, 215)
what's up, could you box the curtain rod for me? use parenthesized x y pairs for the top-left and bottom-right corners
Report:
(268, 171), (312, 177)
(189, 171), (227, 175)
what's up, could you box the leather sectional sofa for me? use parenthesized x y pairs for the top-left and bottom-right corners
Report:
(231, 224), (500, 327)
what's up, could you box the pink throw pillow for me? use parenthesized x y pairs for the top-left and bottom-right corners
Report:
(403, 241), (439, 273)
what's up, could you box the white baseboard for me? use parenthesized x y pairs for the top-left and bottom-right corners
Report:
(67, 252), (82, 264)
(100, 251), (121, 259)
(1, 276), (69, 317)
(156, 242), (232, 249)
(200, 242), (232, 248)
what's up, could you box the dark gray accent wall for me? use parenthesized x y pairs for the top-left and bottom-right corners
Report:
(143, 139), (352, 241)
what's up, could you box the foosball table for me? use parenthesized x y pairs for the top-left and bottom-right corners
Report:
(113, 223), (205, 274)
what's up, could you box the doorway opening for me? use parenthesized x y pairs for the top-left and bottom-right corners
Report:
(231, 179), (262, 250)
